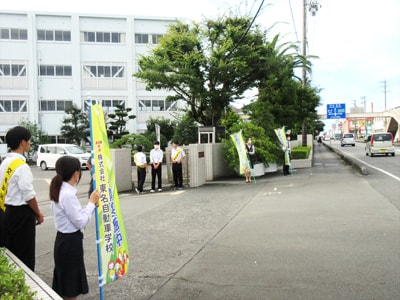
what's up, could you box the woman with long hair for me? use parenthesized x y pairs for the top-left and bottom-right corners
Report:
(49, 156), (99, 300)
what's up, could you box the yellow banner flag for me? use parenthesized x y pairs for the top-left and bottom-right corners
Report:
(89, 104), (130, 287)
(230, 131), (250, 175)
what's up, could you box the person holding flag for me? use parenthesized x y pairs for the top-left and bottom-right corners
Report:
(49, 156), (100, 299)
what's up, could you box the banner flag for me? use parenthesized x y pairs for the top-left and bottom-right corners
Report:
(274, 126), (287, 149)
(274, 126), (291, 167)
(89, 104), (130, 288)
(230, 130), (250, 175)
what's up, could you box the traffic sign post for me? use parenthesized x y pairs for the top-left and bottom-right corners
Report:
(327, 103), (346, 119)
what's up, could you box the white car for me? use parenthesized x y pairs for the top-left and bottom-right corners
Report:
(341, 133), (355, 147)
(365, 133), (395, 157)
(36, 144), (90, 170)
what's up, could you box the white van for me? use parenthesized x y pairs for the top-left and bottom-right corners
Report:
(36, 144), (90, 170)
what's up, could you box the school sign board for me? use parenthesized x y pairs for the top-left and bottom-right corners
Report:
(327, 103), (346, 119)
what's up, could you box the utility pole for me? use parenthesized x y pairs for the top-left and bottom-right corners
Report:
(301, 0), (320, 146)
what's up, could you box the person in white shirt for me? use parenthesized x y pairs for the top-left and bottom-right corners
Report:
(149, 141), (163, 193)
(49, 155), (100, 299)
(134, 145), (148, 194)
(171, 140), (186, 190)
(0, 126), (44, 271)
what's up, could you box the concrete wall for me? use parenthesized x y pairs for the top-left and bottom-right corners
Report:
(110, 148), (132, 192)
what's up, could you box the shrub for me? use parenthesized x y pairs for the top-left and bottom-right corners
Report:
(0, 248), (36, 299)
(291, 145), (311, 159)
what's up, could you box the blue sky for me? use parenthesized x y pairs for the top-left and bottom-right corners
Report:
(3, 0), (400, 117)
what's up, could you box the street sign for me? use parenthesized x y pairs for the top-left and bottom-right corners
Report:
(327, 103), (346, 119)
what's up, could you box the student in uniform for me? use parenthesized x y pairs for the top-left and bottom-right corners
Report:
(50, 156), (100, 299)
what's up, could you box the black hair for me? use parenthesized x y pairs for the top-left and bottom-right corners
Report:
(137, 145), (143, 152)
(49, 156), (82, 203)
(153, 141), (160, 145)
(172, 140), (179, 145)
(5, 126), (31, 150)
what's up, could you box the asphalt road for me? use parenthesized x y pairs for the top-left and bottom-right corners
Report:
(32, 144), (400, 300)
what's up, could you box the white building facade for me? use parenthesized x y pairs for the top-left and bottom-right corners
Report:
(0, 10), (181, 142)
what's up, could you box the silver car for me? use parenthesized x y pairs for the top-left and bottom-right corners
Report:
(365, 133), (395, 157)
(341, 133), (355, 147)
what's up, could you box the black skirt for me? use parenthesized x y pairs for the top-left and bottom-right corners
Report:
(52, 230), (89, 297)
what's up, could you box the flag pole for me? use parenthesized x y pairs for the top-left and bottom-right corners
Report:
(88, 101), (105, 300)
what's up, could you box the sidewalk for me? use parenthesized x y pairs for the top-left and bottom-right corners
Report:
(34, 145), (400, 299)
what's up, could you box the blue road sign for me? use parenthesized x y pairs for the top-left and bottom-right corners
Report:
(327, 103), (346, 119)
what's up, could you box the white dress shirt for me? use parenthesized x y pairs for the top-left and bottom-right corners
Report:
(0, 153), (36, 206)
(150, 148), (163, 164)
(51, 182), (95, 233)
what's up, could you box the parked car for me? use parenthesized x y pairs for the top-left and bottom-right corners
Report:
(365, 132), (395, 157)
(341, 133), (355, 147)
(36, 144), (90, 170)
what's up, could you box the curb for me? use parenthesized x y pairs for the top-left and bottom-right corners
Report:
(323, 143), (369, 175)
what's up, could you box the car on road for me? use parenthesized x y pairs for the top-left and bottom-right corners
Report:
(36, 143), (90, 170)
(365, 132), (395, 157)
(341, 133), (355, 147)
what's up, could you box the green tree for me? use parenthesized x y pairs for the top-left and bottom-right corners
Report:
(60, 104), (90, 145)
(172, 114), (198, 145)
(144, 117), (176, 149)
(107, 103), (136, 140)
(18, 119), (50, 157)
(135, 17), (270, 127)
(221, 119), (281, 171)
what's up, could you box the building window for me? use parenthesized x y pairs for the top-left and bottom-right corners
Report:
(0, 28), (28, 40)
(82, 31), (124, 43)
(83, 99), (125, 111)
(83, 65), (124, 78)
(0, 64), (26, 77)
(135, 33), (149, 44)
(40, 100), (72, 111)
(39, 65), (72, 76)
(151, 34), (163, 44)
(0, 99), (27, 112)
(37, 29), (71, 41)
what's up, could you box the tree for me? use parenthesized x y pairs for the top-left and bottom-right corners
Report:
(172, 114), (198, 145)
(107, 103), (136, 140)
(144, 117), (176, 149)
(18, 119), (50, 161)
(60, 104), (90, 145)
(135, 17), (270, 127)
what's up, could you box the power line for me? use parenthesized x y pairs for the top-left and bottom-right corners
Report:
(225, 0), (265, 59)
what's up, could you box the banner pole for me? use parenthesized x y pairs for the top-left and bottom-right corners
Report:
(88, 103), (104, 300)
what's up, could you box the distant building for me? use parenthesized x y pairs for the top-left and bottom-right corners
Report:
(0, 10), (184, 142)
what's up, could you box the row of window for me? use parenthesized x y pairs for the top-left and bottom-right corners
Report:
(0, 64), (127, 78)
(82, 31), (124, 43)
(134, 33), (163, 44)
(0, 28), (27, 40)
(0, 100), (27, 112)
(0, 98), (177, 113)
(40, 100), (73, 111)
(1, 27), (163, 44)
(39, 65), (72, 76)
(37, 30), (71, 41)
(83, 65), (124, 78)
(0, 64), (26, 76)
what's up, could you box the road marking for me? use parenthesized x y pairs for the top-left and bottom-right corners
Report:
(346, 153), (400, 182)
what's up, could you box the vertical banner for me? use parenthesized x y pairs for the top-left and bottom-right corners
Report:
(274, 126), (291, 167)
(230, 131), (250, 175)
(274, 126), (287, 149)
(89, 104), (130, 291)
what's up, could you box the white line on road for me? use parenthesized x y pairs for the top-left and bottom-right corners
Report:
(346, 153), (400, 182)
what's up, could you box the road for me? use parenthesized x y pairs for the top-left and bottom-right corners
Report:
(324, 139), (400, 178)
(323, 140), (400, 210)
(31, 144), (400, 300)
